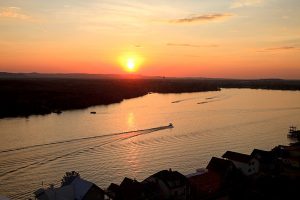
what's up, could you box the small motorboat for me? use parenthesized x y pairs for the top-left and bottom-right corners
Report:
(90, 111), (96, 114)
(168, 123), (174, 128)
(288, 126), (300, 138)
(53, 110), (62, 114)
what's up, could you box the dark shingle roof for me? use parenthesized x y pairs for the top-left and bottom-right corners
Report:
(149, 170), (187, 189)
(251, 149), (275, 162)
(106, 183), (120, 198)
(206, 157), (235, 176)
(107, 183), (120, 192)
(118, 177), (159, 200)
(222, 151), (252, 163)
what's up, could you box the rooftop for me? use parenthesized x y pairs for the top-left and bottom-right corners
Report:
(251, 149), (275, 162)
(207, 157), (235, 176)
(71, 176), (94, 200)
(147, 169), (187, 189)
(222, 151), (253, 163)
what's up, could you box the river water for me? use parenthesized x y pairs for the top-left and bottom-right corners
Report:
(1, 89), (300, 199)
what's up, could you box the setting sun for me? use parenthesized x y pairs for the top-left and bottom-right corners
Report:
(119, 53), (144, 73)
(126, 59), (136, 72)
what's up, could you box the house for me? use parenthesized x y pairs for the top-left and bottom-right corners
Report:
(278, 145), (300, 157)
(106, 177), (159, 200)
(34, 185), (74, 200)
(143, 169), (190, 200)
(251, 149), (279, 173)
(188, 157), (238, 199)
(206, 157), (236, 180)
(251, 149), (275, 162)
(106, 183), (120, 199)
(72, 179), (105, 200)
(187, 168), (220, 199)
(34, 171), (105, 200)
(222, 151), (259, 176)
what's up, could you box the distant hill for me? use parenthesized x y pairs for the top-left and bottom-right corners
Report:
(0, 72), (164, 80)
(1, 72), (298, 81)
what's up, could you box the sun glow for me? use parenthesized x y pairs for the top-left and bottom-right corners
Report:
(119, 53), (144, 73)
(126, 59), (136, 72)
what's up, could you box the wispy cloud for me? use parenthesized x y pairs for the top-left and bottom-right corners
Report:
(167, 43), (219, 48)
(231, 0), (265, 8)
(0, 7), (31, 20)
(258, 46), (299, 52)
(266, 46), (296, 51)
(169, 13), (234, 24)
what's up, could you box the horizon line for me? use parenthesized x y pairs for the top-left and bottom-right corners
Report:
(0, 71), (299, 81)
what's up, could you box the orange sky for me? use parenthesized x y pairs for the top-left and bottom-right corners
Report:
(0, 0), (300, 79)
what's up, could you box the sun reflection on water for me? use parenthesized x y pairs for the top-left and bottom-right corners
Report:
(127, 112), (136, 129)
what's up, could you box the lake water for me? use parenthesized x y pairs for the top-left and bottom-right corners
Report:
(1, 89), (300, 199)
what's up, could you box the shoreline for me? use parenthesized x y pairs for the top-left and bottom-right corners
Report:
(1, 77), (300, 119)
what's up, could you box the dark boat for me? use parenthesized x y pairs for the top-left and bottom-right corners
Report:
(90, 111), (96, 114)
(53, 110), (62, 114)
(288, 126), (300, 138)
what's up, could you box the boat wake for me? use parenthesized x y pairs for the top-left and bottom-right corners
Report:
(171, 94), (228, 105)
(197, 94), (232, 105)
(0, 124), (173, 178)
(0, 124), (173, 154)
(171, 97), (200, 104)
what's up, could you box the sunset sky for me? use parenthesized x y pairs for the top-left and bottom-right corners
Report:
(0, 0), (300, 78)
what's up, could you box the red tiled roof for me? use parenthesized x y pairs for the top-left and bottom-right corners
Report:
(188, 171), (221, 194)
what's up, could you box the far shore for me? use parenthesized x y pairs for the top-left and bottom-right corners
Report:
(1, 73), (300, 119)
